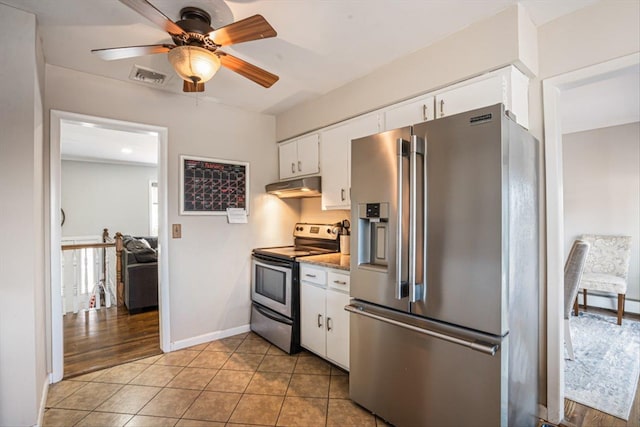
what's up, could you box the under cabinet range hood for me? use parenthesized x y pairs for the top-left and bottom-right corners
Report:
(265, 176), (321, 198)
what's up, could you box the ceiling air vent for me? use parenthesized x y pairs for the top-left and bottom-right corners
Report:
(129, 65), (168, 86)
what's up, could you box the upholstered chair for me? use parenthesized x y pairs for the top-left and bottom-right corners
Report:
(574, 234), (632, 325)
(564, 240), (590, 360)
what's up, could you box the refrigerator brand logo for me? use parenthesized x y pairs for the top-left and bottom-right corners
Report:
(469, 113), (493, 125)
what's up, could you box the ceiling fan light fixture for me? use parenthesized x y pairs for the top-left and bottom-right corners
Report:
(168, 46), (221, 84)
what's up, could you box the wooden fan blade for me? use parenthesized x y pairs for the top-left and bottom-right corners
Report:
(209, 15), (276, 46)
(183, 81), (205, 92)
(91, 44), (173, 60)
(218, 52), (279, 88)
(119, 0), (186, 37)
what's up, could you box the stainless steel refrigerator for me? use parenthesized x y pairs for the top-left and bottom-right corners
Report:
(347, 103), (539, 427)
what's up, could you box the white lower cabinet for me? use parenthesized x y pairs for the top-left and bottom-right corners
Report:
(300, 265), (350, 370)
(325, 287), (350, 368)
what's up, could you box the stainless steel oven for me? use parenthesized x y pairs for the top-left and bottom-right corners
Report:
(250, 222), (342, 354)
(251, 254), (293, 318)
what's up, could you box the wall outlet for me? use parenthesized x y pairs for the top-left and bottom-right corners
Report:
(172, 224), (182, 238)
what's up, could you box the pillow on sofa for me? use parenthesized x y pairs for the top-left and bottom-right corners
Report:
(123, 236), (158, 263)
(138, 238), (152, 249)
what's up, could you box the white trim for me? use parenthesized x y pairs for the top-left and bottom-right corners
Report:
(170, 324), (251, 351)
(149, 180), (158, 237)
(50, 111), (64, 382)
(49, 110), (171, 382)
(37, 377), (48, 427)
(542, 52), (640, 425)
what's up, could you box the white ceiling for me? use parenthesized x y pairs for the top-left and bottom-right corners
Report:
(10, 0), (632, 165)
(2, 0), (597, 115)
(61, 121), (158, 165)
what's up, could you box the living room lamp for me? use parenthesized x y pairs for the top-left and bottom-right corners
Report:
(167, 45), (221, 84)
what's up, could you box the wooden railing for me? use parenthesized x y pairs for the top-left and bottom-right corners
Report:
(60, 228), (125, 312)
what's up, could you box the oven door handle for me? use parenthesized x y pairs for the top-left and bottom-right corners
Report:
(253, 303), (293, 325)
(252, 255), (292, 269)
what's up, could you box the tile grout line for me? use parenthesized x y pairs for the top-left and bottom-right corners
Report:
(224, 333), (267, 424)
(46, 332), (373, 427)
(274, 345), (301, 426)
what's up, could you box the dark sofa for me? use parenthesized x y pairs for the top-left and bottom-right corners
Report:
(121, 236), (158, 313)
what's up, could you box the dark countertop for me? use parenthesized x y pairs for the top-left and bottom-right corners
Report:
(299, 253), (350, 271)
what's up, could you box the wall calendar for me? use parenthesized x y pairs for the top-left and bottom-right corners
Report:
(180, 155), (250, 215)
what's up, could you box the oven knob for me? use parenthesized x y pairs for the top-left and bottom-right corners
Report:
(327, 228), (332, 234)
(296, 226), (303, 231)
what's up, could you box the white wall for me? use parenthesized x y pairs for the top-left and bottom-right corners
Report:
(0, 4), (47, 426)
(45, 65), (299, 345)
(61, 160), (157, 237)
(563, 122), (640, 301)
(299, 198), (349, 225)
(537, 1), (640, 80)
(276, 5), (538, 140)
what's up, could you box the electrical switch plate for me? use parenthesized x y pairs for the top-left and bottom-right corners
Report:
(172, 224), (182, 238)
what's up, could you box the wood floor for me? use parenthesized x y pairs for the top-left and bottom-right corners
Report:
(63, 306), (161, 379)
(560, 306), (640, 427)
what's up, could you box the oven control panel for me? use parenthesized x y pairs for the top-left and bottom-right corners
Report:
(293, 223), (339, 240)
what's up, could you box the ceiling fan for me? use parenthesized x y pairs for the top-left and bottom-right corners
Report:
(92, 0), (279, 92)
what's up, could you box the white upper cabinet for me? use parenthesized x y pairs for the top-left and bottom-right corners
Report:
(383, 95), (435, 130)
(434, 66), (529, 128)
(320, 114), (379, 210)
(278, 65), (529, 196)
(278, 133), (319, 180)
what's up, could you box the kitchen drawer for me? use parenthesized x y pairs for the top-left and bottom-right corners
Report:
(300, 265), (327, 286)
(328, 271), (350, 293)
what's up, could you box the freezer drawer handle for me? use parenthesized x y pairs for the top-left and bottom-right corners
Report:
(345, 304), (499, 356)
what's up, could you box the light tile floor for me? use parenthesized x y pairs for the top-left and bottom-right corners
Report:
(44, 332), (390, 427)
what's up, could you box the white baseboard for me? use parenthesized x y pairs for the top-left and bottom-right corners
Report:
(37, 377), (49, 427)
(576, 292), (640, 314)
(170, 324), (251, 352)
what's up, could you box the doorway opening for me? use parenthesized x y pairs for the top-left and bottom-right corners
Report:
(543, 52), (640, 423)
(50, 110), (170, 382)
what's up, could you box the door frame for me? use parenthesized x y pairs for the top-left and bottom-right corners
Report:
(542, 52), (639, 424)
(49, 110), (170, 382)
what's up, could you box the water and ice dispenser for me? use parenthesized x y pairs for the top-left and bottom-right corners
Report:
(357, 202), (389, 269)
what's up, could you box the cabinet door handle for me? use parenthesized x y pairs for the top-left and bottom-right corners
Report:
(422, 104), (428, 121)
(340, 188), (346, 201)
(327, 317), (333, 331)
(333, 280), (347, 285)
(305, 273), (317, 278)
(298, 161), (302, 172)
(439, 99), (445, 117)
(317, 314), (323, 328)
(291, 162), (295, 173)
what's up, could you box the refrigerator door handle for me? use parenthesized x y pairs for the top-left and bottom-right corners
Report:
(409, 135), (425, 303)
(396, 138), (409, 299)
(345, 304), (499, 356)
